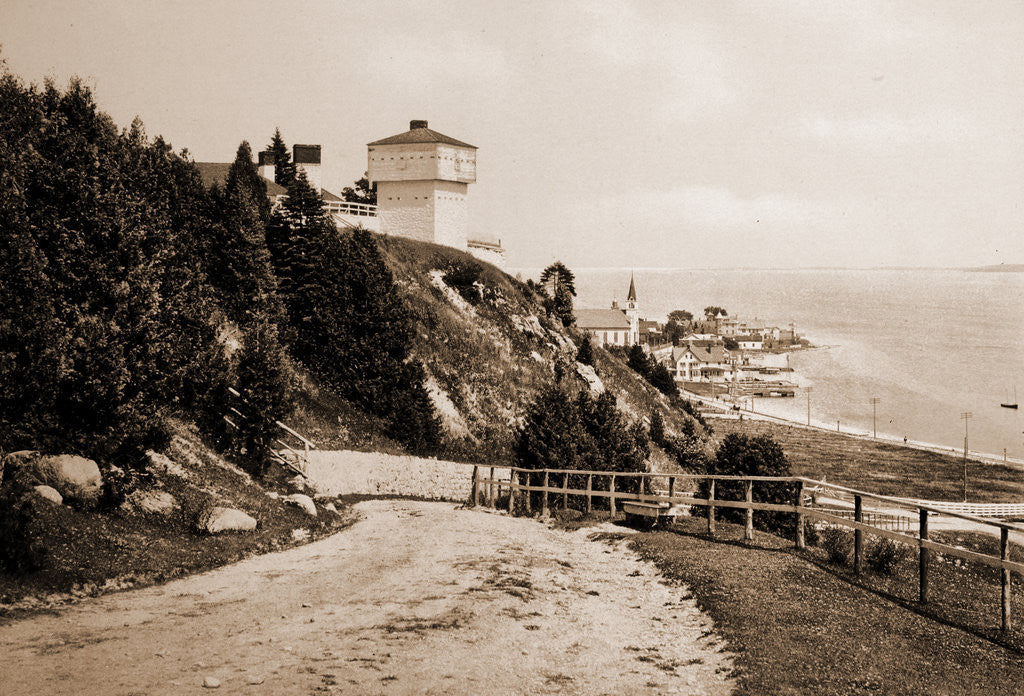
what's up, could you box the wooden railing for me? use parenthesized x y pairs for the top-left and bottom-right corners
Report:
(324, 200), (378, 217)
(224, 387), (316, 477)
(469, 466), (1024, 632)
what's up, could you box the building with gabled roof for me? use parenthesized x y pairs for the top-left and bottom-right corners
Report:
(575, 275), (641, 347)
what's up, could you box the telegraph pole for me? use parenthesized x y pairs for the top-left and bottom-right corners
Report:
(869, 398), (880, 438)
(961, 411), (972, 502)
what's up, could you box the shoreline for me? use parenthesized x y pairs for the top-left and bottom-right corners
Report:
(683, 389), (1024, 471)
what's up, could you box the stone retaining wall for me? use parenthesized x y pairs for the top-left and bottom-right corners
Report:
(304, 450), (510, 502)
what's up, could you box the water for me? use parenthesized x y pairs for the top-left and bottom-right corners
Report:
(558, 268), (1024, 460)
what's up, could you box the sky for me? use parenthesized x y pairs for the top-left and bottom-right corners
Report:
(1, 1), (1022, 269)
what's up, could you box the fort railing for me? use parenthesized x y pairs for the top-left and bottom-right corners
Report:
(324, 200), (378, 217)
(469, 466), (1024, 632)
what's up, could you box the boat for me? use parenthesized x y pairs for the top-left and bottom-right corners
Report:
(1001, 386), (1018, 409)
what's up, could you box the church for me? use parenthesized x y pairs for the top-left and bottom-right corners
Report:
(574, 275), (641, 348)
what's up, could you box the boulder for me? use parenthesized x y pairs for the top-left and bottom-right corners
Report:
(33, 485), (64, 505)
(284, 493), (317, 517)
(324, 502), (338, 513)
(203, 507), (257, 533)
(121, 489), (178, 516)
(38, 454), (103, 504)
(1, 450), (39, 488)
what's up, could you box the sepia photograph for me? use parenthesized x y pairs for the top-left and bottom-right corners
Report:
(1, 1), (1023, 693)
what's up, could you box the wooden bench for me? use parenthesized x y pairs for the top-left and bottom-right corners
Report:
(622, 501), (679, 529)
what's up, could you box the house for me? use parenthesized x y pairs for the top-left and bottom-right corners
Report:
(575, 274), (641, 347)
(736, 334), (764, 351)
(668, 343), (733, 382)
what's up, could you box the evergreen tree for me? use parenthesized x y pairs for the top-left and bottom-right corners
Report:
(649, 410), (665, 447)
(627, 344), (649, 376)
(224, 140), (271, 221)
(235, 315), (293, 476)
(267, 127), (294, 187)
(540, 261), (576, 327)
(576, 333), (594, 366)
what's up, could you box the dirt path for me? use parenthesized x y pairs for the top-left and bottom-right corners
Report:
(0, 501), (734, 695)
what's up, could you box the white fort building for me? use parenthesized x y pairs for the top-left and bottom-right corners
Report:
(198, 120), (505, 268)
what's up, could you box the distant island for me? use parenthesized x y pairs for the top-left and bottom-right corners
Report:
(965, 263), (1024, 273)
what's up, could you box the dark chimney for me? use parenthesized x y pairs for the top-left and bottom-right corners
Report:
(292, 144), (321, 165)
(258, 150), (276, 166)
(410, 120), (428, 130)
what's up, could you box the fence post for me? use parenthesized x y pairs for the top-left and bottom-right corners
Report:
(542, 470), (550, 517)
(525, 471), (532, 515)
(489, 466), (496, 507)
(471, 466), (479, 507)
(745, 480), (754, 541)
(562, 472), (569, 509)
(854, 496), (863, 575)
(668, 476), (676, 504)
(609, 475), (617, 520)
(795, 480), (806, 550)
(1002, 527), (1012, 631)
(586, 474), (593, 515)
(919, 508), (929, 604)
(708, 479), (716, 537)
(508, 471), (516, 514)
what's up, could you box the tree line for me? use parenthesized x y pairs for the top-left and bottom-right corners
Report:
(0, 68), (437, 481)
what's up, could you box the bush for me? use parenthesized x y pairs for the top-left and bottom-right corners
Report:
(699, 433), (795, 536)
(865, 538), (910, 575)
(442, 258), (484, 304)
(820, 526), (851, 565)
(576, 333), (594, 366)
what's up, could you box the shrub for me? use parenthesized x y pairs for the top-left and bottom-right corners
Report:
(865, 538), (910, 575)
(699, 433), (795, 536)
(820, 526), (851, 565)
(442, 258), (484, 304)
(576, 333), (595, 366)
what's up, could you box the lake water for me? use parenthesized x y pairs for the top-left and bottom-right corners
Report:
(551, 268), (1024, 461)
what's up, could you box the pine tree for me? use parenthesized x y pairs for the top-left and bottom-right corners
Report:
(576, 333), (594, 366)
(267, 127), (294, 187)
(235, 314), (293, 476)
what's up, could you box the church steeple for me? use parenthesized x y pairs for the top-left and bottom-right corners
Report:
(627, 273), (637, 302)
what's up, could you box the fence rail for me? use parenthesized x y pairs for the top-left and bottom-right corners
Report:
(469, 466), (1024, 632)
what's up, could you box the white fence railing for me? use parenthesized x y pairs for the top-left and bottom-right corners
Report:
(324, 200), (378, 217)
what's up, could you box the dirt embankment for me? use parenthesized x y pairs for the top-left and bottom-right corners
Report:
(0, 501), (734, 695)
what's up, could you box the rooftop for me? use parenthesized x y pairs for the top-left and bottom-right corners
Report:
(368, 120), (477, 149)
(575, 308), (630, 330)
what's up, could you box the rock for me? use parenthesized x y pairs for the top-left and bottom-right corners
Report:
(284, 493), (317, 517)
(39, 454), (103, 504)
(203, 507), (257, 533)
(33, 485), (64, 505)
(1, 450), (38, 488)
(246, 676), (264, 685)
(121, 489), (177, 516)
(202, 676), (221, 688)
(266, 491), (279, 500)
(291, 528), (310, 542)
(324, 502), (338, 513)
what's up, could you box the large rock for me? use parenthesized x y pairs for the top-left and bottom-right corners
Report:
(121, 489), (178, 516)
(1, 450), (38, 488)
(284, 493), (317, 517)
(203, 507), (257, 533)
(33, 485), (64, 505)
(40, 455), (103, 504)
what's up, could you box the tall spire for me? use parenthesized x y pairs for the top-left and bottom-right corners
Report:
(627, 272), (637, 302)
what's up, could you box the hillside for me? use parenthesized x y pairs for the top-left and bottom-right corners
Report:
(291, 233), (705, 468)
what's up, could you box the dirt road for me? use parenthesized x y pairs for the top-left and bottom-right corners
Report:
(0, 501), (734, 695)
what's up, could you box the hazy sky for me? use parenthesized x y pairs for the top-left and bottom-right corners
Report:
(2, 1), (1021, 268)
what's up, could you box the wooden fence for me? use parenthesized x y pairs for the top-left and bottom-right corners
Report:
(469, 466), (1024, 632)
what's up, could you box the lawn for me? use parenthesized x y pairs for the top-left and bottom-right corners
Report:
(632, 515), (1024, 695)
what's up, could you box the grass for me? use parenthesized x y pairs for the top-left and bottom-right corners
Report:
(632, 516), (1024, 695)
(0, 425), (355, 618)
(715, 418), (1024, 502)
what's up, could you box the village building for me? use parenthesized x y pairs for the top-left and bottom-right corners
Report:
(575, 275), (641, 347)
(669, 343), (733, 382)
(736, 334), (764, 351)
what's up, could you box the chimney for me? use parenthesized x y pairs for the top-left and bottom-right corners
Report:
(257, 150), (276, 183)
(292, 144), (322, 193)
(410, 120), (428, 130)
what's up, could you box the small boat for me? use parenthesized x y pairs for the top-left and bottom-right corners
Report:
(1001, 386), (1018, 409)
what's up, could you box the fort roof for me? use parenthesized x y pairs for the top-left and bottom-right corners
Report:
(368, 120), (476, 149)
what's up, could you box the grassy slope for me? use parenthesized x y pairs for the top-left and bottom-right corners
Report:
(0, 422), (353, 612)
(632, 517), (1024, 696)
(715, 418), (1024, 502)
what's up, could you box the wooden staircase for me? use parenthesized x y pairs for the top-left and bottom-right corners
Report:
(223, 386), (317, 477)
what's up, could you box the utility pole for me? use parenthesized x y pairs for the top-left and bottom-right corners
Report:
(870, 398), (881, 439)
(961, 411), (972, 502)
(806, 386), (812, 426)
